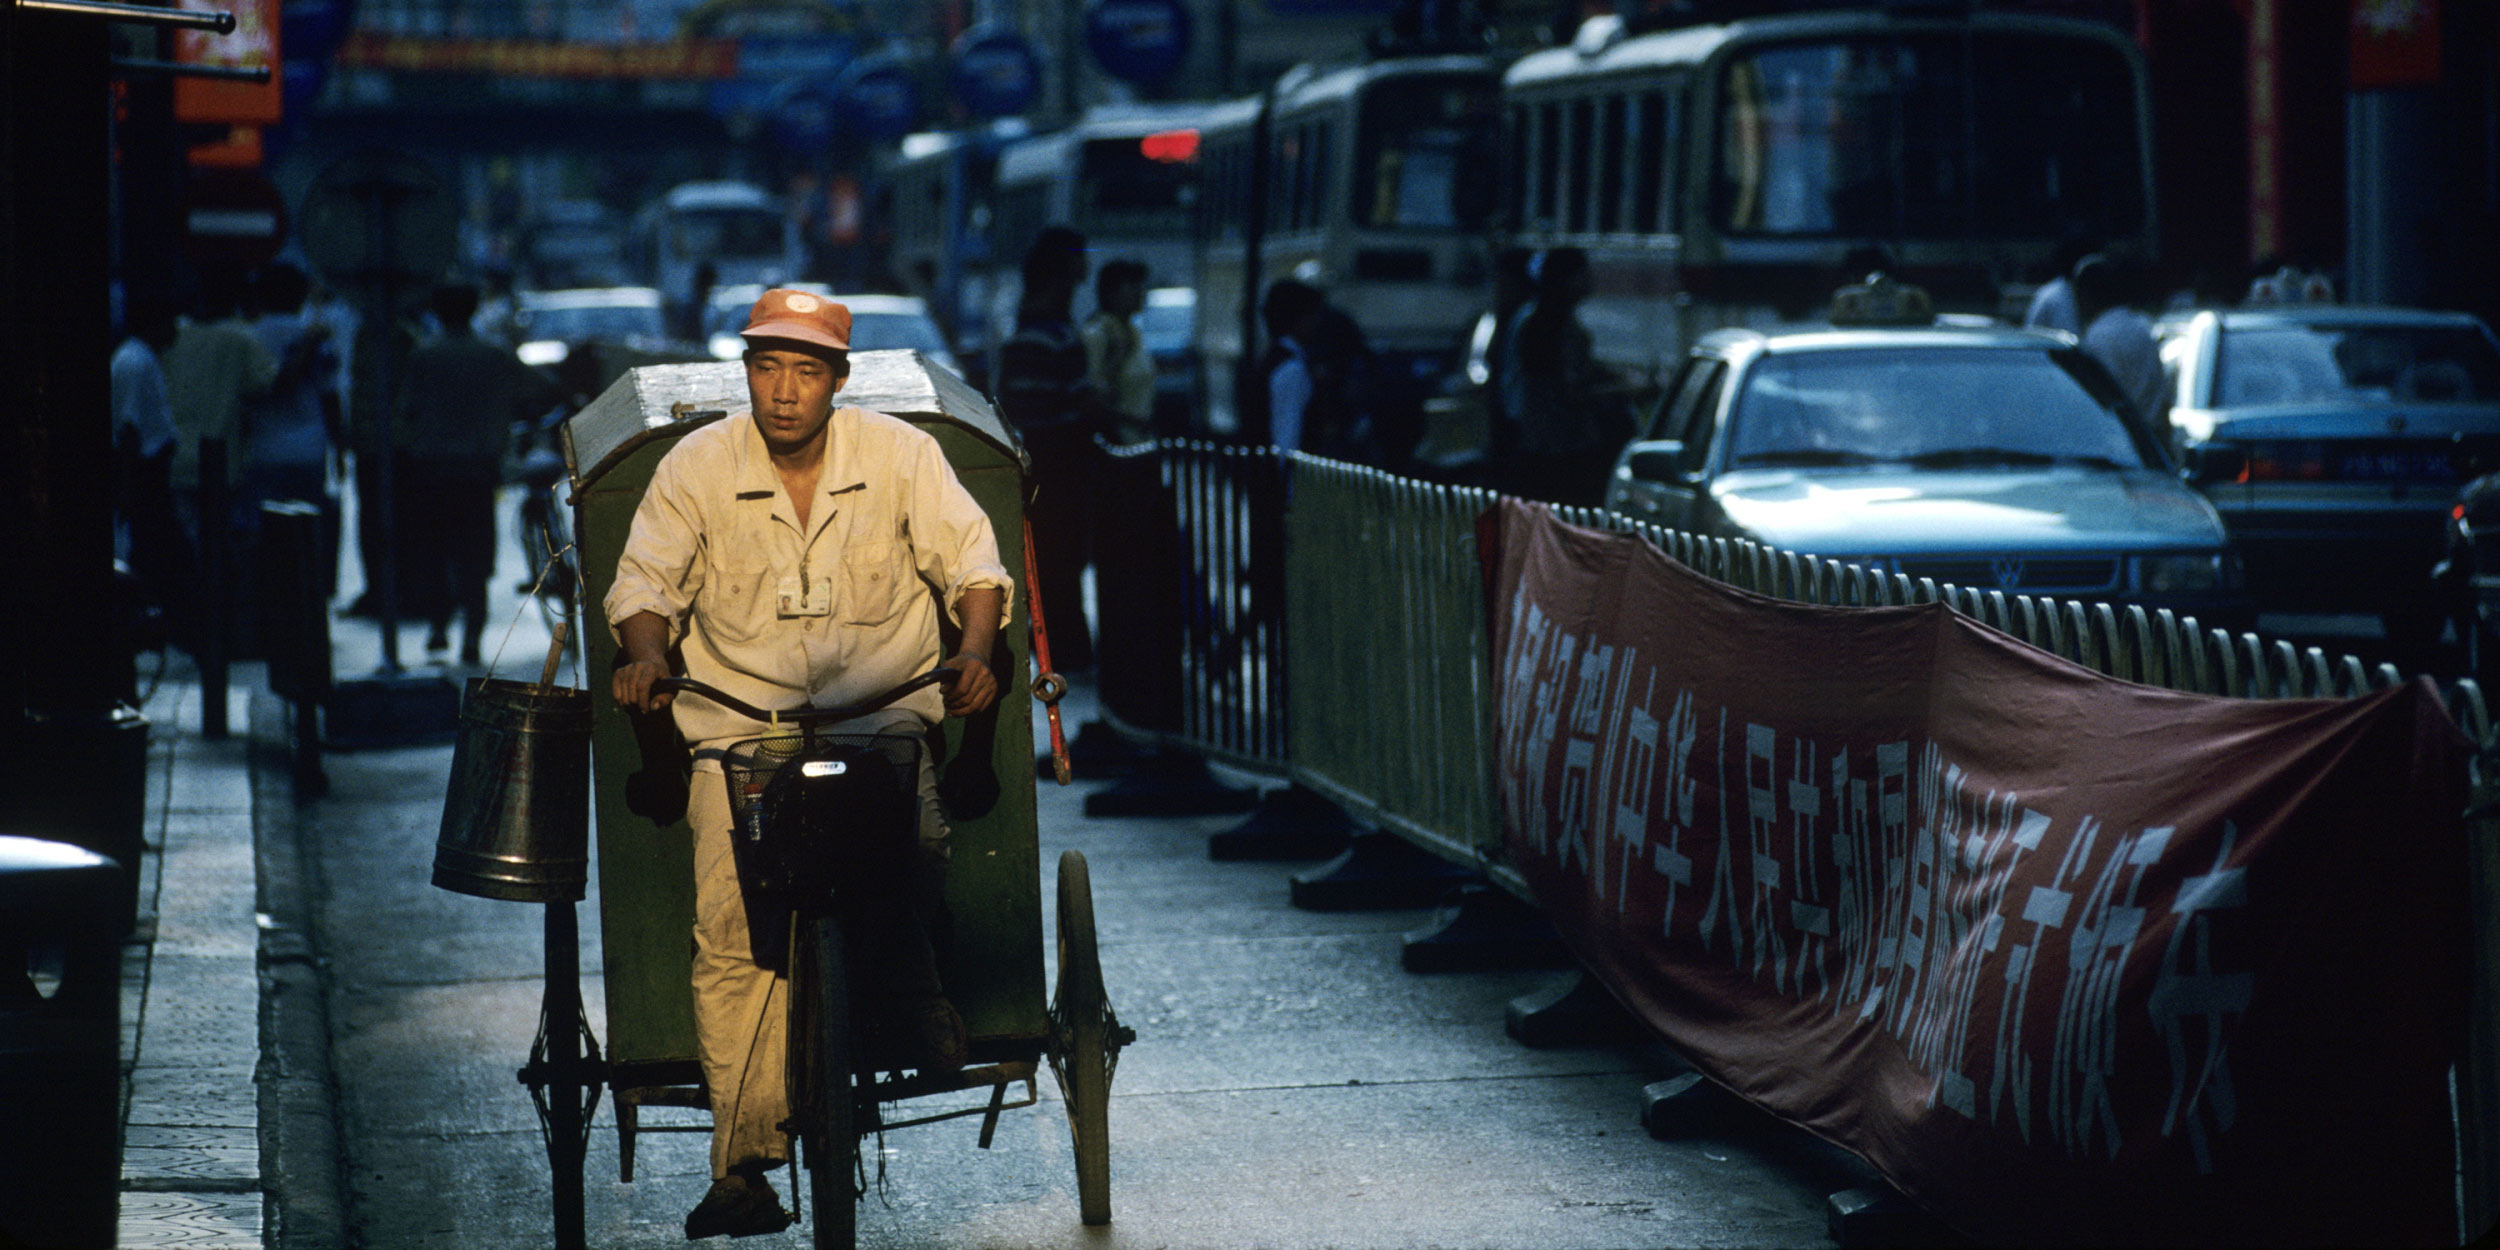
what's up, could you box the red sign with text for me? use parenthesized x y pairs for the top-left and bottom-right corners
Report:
(1480, 501), (2469, 1247)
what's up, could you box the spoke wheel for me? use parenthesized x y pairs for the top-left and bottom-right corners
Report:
(1050, 850), (1115, 1226)
(791, 913), (857, 1250)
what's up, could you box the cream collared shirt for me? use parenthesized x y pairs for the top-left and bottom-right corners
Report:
(604, 405), (1014, 754)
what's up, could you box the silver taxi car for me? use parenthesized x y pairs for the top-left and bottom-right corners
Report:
(2161, 305), (2500, 647)
(1608, 320), (2250, 627)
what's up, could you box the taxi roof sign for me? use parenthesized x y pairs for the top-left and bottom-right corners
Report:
(1828, 272), (1934, 327)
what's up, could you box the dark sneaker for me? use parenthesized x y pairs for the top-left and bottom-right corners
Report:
(913, 996), (969, 1072)
(684, 1173), (791, 1240)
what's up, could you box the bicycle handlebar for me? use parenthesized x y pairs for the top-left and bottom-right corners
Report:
(649, 669), (958, 727)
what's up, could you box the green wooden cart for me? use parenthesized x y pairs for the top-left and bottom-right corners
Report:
(551, 351), (1126, 1246)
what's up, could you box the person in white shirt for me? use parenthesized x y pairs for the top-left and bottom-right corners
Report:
(2072, 254), (2168, 438)
(2024, 236), (2098, 335)
(607, 289), (1010, 1239)
(112, 296), (187, 611)
(1080, 259), (1156, 445)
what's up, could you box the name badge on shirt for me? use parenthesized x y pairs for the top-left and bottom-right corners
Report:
(776, 574), (832, 618)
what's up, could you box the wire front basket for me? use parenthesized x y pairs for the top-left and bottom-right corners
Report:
(721, 732), (925, 912)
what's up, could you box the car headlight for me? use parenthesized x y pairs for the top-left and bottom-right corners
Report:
(708, 332), (746, 361)
(517, 339), (569, 367)
(2134, 553), (2224, 594)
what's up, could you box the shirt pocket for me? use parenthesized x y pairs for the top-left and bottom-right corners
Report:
(699, 543), (776, 647)
(841, 537), (913, 626)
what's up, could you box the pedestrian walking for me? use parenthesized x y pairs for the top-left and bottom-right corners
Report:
(993, 226), (1106, 671)
(112, 293), (189, 621)
(242, 261), (343, 603)
(346, 300), (421, 620)
(396, 281), (564, 664)
(1260, 278), (1377, 462)
(162, 267), (277, 555)
(1497, 248), (1629, 505)
(2072, 253), (2168, 439)
(1082, 259), (1156, 446)
(607, 288), (1010, 1238)
(2024, 235), (2098, 335)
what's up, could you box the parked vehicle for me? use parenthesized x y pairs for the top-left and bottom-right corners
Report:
(2161, 305), (2500, 648)
(1194, 51), (1503, 432)
(2435, 470), (2500, 684)
(628, 181), (808, 333)
(1608, 311), (2250, 627)
(1502, 6), (2156, 407)
(511, 286), (680, 400)
(1140, 286), (1199, 434)
(517, 199), (630, 291)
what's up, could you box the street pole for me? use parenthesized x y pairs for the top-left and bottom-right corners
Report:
(3, 0), (152, 934)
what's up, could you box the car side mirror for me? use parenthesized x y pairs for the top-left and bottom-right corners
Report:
(2184, 444), (2246, 484)
(1621, 440), (1690, 484)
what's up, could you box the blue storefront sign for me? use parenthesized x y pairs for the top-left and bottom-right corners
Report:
(838, 57), (919, 144)
(1085, 0), (1191, 86)
(710, 35), (855, 123)
(766, 79), (843, 153)
(948, 24), (1041, 119)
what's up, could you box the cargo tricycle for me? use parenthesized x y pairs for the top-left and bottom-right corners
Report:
(470, 352), (1127, 1248)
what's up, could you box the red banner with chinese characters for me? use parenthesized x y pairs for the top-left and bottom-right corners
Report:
(1478, 501), (2470, 1247)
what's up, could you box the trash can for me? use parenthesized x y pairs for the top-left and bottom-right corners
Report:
(0, 836), (125, 1250)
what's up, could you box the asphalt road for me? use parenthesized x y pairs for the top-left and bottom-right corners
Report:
(291, 638), (1877, 1248)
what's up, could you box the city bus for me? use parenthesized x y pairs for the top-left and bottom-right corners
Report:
(982, 103), (1211, 353)
(1193, 51), (1505, 433)
(1500, 5), (2158, 396)
(879, 125), (1019, 373)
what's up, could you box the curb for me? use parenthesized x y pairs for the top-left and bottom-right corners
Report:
(248, 688), (349, 1249)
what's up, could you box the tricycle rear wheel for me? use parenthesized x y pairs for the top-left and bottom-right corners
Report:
(1053, 850), (1113, 1226)
(792, 912), (858, 1249)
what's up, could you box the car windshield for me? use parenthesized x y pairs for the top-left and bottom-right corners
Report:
(848, 311), (949, 356)
(2215, 322), (2500, 405)
(517, 301), (665, 342)
(1725, 346), (2150, 470)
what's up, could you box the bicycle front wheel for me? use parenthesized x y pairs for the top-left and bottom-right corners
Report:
(790, 912), (857, 1250)
(1053, 850), (1113, 1226)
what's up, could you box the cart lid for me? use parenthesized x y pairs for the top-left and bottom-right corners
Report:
(565, 350), (1023, 493)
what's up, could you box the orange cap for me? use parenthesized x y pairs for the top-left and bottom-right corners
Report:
(740, 288), (851, 352)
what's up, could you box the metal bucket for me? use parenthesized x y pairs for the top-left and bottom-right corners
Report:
(433, 677), (592, 903)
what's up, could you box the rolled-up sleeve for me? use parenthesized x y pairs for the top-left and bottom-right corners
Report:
(906, 436), (1014, 630)
(603, 451), (707, 646)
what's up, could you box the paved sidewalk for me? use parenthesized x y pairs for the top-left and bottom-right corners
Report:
(117, 663), (267, 1249)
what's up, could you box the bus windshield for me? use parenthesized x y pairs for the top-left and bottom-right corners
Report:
(1713, 32), (2144, 242)
(1356, 74), (1499, 231)
(1081, 137), (1197, 230)
(669, 208), (786, 261)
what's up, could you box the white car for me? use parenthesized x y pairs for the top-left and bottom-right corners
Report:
(512, 286), (671, 367)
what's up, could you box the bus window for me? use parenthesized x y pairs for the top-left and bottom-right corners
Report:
(1532, 102), (1560, 231)
(1631, 89), (1670, 233)
(1567, 98), (1595, 233)
(1971, 33), (2144, 240)
(1597, 95), (1627, 234)
(1309, 122), (1333, 232)
(1082, 136), (1196, 226)
(1280, 128), (1300, 233)
(1504, 105), (1529, 232)
(1354, 75), (1497, 231)
(1712, 33), (2145, 242)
